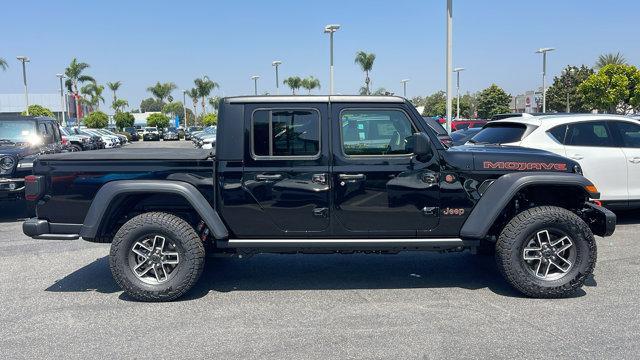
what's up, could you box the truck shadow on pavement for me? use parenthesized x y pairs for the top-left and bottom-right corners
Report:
(0, 201), (30, 223)
(46, 252), (594, 301)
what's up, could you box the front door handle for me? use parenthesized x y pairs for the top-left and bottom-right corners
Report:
(569, 154), (584, 160)
(338, 174), (365, 180)
(629, 157), (640, 164)
(256, 174), (283, 181)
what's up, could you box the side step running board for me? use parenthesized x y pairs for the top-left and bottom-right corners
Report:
(223, 238), (472, 249)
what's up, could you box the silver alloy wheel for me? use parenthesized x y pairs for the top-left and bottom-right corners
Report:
(522, 230), (576, 280)
(128, 235), (180, 285)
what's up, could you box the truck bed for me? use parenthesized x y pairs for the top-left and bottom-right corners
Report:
(40, 148), (213, 161)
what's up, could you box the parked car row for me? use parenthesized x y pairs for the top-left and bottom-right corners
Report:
(191, 126), (217, 149)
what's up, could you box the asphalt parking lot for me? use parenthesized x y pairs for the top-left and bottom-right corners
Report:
(1, 140), (639, 359)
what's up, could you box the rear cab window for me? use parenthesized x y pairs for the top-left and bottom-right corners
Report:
(470, 123), (528, 144)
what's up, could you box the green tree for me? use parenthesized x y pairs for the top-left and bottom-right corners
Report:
(476, 84), (512, 119)
(208, 96), (221, 113)
(202, 113), (218, 126)
(147, 81), (177, 103)
(113, 111), (135, 130)
(546, 65), (594, 113)
(301, 76), (321, 94)
(186, 88), (200, 118)
(112, 99), (129, 112)
(146, 113), (170, 128)
(80, 82), (105, 110)
(140, 97), (164, 112)
(84, 111), (109, 128)
(283, 76), (302, 95)
(21, 104), (54, 117)
(194, 76), (219, 115)
(0, 57), (7, 71)
(414, 91), (447, 117)
(578, 64), (640, 114)
(107, 81), (122, 110)
(458, 93), (479, 118)
(595, 52), (627, 70)
(64, 58), (94, 119)
(354, 51), (376, 95)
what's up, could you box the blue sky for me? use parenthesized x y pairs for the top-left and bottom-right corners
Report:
(1, 0), (639, 111)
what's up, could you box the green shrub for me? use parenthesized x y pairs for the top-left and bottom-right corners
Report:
(147, 113), (170, 128)
(202, 113), (217, 126)
(114, 111), (135, 130)
(21, 104), (54, 117)
(84, 111), (109, 128)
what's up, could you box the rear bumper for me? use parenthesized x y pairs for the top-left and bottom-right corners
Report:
(22, 218), (81, 240)
(583, 202), (616, 237)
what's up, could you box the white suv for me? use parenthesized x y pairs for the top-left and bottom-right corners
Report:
(470, 114), (640, 208)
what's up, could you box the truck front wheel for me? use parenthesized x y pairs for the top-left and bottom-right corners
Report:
(109, 212), (205, 302)
(495, 206), (596, 298)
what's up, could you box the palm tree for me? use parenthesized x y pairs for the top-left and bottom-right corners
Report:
(81, 82), (105, 110)
(354, 51), (376, 95)
(147, 81), (177, 103)
(301, 76), (321, 94)
(595, 52), (627, 69)
(186, 88), (200, 119)
(283, 76), (302, 95)
(0, 58), (8, 71)
(106, 81), (122, 110)
(112, 99), (129, 112)
(64, 58), (95, 120)
(194, 76), (219, 115)
(208, 96), (221, 113)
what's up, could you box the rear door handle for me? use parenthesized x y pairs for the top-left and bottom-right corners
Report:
(338, 174), (365, 180)
(629, 157), (640, 164)
(256, 174), (283, 181)
(569, 154), (584, 160)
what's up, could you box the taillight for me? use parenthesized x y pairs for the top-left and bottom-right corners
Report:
(61, 136), (69, 145)
(25, 175), (45, 202)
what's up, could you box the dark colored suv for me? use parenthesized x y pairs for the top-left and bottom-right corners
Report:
(0, 115), (64, 205)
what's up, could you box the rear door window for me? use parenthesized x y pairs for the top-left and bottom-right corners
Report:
(611, 121), (640, 148)
(252, 109), (320, 158)
(566, 121), (614, 147)
(470, 123), (527, 144)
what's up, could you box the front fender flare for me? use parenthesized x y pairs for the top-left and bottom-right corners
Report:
(79, 180), (228, 240)
(460, 172), (597, 239)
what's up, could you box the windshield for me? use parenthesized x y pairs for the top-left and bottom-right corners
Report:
(144, 127), (157, 132)
(470, 124), (527, 144)
(0, 120), (38, 143)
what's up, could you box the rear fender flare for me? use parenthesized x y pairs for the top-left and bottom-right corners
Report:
(79, 180), (228, 240)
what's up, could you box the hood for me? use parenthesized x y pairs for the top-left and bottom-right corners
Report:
(445, 144), (579, 173)
(0, 144), (32, 157)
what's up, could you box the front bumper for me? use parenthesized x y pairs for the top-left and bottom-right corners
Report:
(23, 218), (81, 240)
(0, 178), (25, 197)
(582, 202), (616, 237)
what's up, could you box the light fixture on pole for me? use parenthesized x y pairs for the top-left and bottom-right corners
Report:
(453, 67), (465, 119)
(56, 74), (66, 125)
(400, 79), (410, 98)
(272, 61), (282, 95)
(324, 24), (340, 95)
(445, 0), (453, 133)
(535, 47), (555, 113)
(182, 90), (188, 127)
(16, 56), (30, 115)
(251, 75), (260, 95)
(561, 67), (576, 113)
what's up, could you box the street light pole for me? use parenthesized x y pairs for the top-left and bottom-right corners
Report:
(324, 24), (340, 95)
(16, 56), (30, 115)
(536, 47), (555, 113)
(251, 75), (260, 95)
(272, 61), (282, 95)
(445, 0), (453, 133)
(400, 79), (410, 98)
(453, 67), (465, 119)
(56, 74), (66, 125)
(182, 90), (188, 128)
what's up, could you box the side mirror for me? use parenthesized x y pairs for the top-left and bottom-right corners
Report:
(408, 133), (433, 160)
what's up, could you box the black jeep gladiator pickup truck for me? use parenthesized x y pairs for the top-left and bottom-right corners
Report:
(23, 96), (616, 301)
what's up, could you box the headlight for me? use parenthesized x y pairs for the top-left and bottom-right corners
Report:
(0, 156), (16, 170)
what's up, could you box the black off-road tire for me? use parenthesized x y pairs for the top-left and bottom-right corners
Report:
(70, 144), (82, 152)
(109, 212), (205, 302)
(495, 206), (597, 298)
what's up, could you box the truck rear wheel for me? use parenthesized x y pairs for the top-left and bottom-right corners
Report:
(109, 212), (205, 302)
(495, 206), (596, 298)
